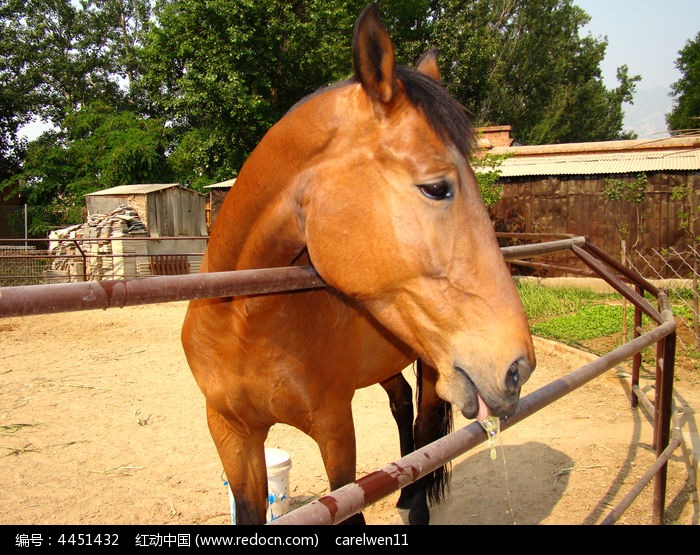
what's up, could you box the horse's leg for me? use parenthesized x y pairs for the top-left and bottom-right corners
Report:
(206, 402), (270, 525)
(311, 405), (366, 525)
(380, 373), (418, 510)
(408, 359), (453, 525)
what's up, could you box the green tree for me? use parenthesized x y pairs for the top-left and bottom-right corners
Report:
(0, 0), (131, 124)
(13, 102), (173, 234)
(667, 31), (700, 133)
(603, 172), (648, 340)
(1, 1), (41, 181)
(473, 152), (513, 208)
(1, 0), (647, 230)
(376, 0), (433, 64)
(0, 0), (153, 180)
(1, 0), (163, 227)
(137, 0), (370, 189)
(428, 0), (639, 144)
(603, 172), (648, 264)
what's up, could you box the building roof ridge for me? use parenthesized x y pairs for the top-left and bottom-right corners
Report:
(487, 135), (700, 157)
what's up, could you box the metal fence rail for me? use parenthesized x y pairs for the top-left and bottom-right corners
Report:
(0, 237), (207, 284)
(271, 300), (676, 524)
(270, 238), (678, 525)
(0, 238), (585, 318)
(0, 236), (679, 525)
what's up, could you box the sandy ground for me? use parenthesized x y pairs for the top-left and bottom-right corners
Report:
(1, 301), (698, 525)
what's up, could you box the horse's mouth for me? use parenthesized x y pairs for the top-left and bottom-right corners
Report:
(454, 367), (487, 420)
(454, 367), (515, 421)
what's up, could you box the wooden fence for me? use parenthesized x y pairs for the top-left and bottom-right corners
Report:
(492, 172), (700, 279)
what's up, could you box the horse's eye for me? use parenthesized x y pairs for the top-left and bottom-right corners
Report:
(417, 180), (453, 200)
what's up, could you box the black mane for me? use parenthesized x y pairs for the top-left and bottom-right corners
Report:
(289, 68), (476, 157)
(395, 65), (476, 158)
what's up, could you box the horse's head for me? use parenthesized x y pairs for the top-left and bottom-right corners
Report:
(287, 4), (535, 420)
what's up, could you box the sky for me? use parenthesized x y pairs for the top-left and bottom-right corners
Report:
(575, 0), (700, 138)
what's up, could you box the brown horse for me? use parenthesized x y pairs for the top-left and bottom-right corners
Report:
(181, 3), (535, 525)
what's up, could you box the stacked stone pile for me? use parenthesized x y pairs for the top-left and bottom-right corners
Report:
(47, 206), (149, 282)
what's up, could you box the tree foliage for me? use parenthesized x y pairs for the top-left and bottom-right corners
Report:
(136, 0), (371, 188)
(602, 173), (648, 255)
(1, 0), (651, 230)
(667, 31), (700, 133)
(1, 0), (160, 226)
(16, 102), (173, 234)
(472, 152), (513, 208)
(0, 0), (146, 124)
(428, 0), (639, 144)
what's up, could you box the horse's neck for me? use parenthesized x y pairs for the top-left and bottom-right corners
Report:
(205, 90), (348, 272)
(206, 173), (302, 272)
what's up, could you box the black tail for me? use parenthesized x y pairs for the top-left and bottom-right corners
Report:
(415, 359), (454, 505)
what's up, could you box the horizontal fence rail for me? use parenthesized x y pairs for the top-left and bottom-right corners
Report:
(0, 235), (679, 525)
(0, 237), (209, 285)
(0, 266), (325, 318)
(0, 238), (586, 318)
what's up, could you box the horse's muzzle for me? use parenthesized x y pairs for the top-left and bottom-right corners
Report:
(505, 356), (533, 394)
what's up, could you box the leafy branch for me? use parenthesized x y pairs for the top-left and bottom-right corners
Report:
(602, 172), (648, 251)
(473, 151), (513, 208)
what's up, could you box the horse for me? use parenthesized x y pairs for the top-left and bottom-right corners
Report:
(181, 3), (535, 525)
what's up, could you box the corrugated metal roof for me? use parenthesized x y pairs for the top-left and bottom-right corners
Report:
(85, 184), (182, 196)
(205, 178), (236, 189)
(484, 148), (700, 177)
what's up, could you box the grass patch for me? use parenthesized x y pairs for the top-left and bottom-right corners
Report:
(516, 280), (699, 377)
(530, 304), (634, 344)
(516, 281), (643, 345)
(516, 281), (618, 321)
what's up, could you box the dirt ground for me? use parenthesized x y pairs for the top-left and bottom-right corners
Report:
(1, 301), (698, 525)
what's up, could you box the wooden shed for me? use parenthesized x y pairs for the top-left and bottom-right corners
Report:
(479, 134), (700, 279)
(85, 183), (207, 237)
(204, 178), (235, 232)
(84, 184), (208, 274)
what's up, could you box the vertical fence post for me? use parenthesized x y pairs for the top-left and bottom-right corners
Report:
(631, 284), (643, 408)
(70, 240), (88, 282)
(23, 204), (28, 249)
(653, 328), (677, 524)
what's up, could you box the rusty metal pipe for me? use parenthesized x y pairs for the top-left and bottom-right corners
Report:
(632, 385), (655, 416)
(507, 259), (597, 277)
(572, 244), (662, 323)
(582, 241), (660, 297)
(501, 236), (586, 261)
(1, 239), (588, 318)
(654, 328), (677, 523)
(0, 266), (325, 318)
(601, 428), (682, 525)
(497, 232), (579, 240)
(1, 236), (679, 524)
(270, 314), (676, 525)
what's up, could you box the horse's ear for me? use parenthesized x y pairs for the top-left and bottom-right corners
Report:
(353, 3), (396, 104)
(416, 49), (441, 81)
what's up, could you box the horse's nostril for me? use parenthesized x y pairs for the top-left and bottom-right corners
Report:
(505, 358), (525, 391)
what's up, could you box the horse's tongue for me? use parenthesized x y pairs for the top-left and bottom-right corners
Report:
(477, 394), (490, 421)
